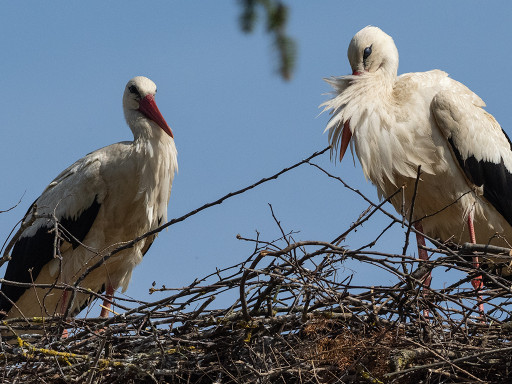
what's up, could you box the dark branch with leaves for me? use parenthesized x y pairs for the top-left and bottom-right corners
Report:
(238, 0), (297, 80)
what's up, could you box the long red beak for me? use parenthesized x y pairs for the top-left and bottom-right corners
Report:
(339, 120), (352, 162)
(338, 70), (363, 161)
(138, 95), (174, 138)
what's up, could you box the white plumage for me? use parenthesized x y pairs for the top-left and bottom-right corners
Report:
(0, 76), (177, 320)
(322, 26), (512, 248)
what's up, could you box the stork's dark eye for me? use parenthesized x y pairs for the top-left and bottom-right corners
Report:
(128, 85), (141, 98)
(363, 46), (372, 60)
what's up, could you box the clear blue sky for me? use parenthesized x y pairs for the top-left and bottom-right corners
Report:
(1, 2), (511, 315)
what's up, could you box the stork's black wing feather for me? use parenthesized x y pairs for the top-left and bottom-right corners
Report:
(0, 197), (101, 317)
(432, 89), (512, 228)
(448, 137), (512, 227)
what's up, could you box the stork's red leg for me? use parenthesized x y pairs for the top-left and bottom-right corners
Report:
(415, 222), (431, 318)
(415, 222), (431, 286)
(99, 285), (115, 318)
(467, 215), (485, 315)
(59, 290), (68, 315)
(60, 290), (69, 338)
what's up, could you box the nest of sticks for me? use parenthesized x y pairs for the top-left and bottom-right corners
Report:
(2, 148), (512, 383)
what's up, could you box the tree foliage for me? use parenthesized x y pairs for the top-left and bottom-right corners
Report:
(238, 0), (297, 81)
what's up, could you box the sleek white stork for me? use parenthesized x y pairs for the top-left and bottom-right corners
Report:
(0, 76), (177, 322)
(322, 26), (512, 311)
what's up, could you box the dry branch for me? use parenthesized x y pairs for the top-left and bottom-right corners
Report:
(2, 149), (512, 383)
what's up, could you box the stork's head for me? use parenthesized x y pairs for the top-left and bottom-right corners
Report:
(327, 27), (399, 163)
(348, 26), (398, 77)
(123, 76), (174, 139)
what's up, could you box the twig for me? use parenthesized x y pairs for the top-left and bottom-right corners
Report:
(66, 147), (331, 314)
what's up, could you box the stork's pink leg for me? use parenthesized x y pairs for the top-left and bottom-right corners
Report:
(59, 290), (68, 315)
(60, 290), (69, 338)
(415, 222), (431, 287)
(415, 222), (431, 318)
(99, 285), (115, 318)
(467, 216), (485, 315)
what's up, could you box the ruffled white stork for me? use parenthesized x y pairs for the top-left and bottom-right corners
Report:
(0, 76), (178, 322)
(322, 26), (512, 314)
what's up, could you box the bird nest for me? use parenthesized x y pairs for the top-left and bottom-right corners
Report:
(2, 148), (512, 383)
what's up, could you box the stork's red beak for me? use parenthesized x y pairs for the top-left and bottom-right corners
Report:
(339, 120), (352, 162)
(338, 70), (363, 161)
(138, 95), (174, 138)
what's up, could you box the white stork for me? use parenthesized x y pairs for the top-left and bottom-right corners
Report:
(0, 76), (177, 322)
(322, 26), (512, 313)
